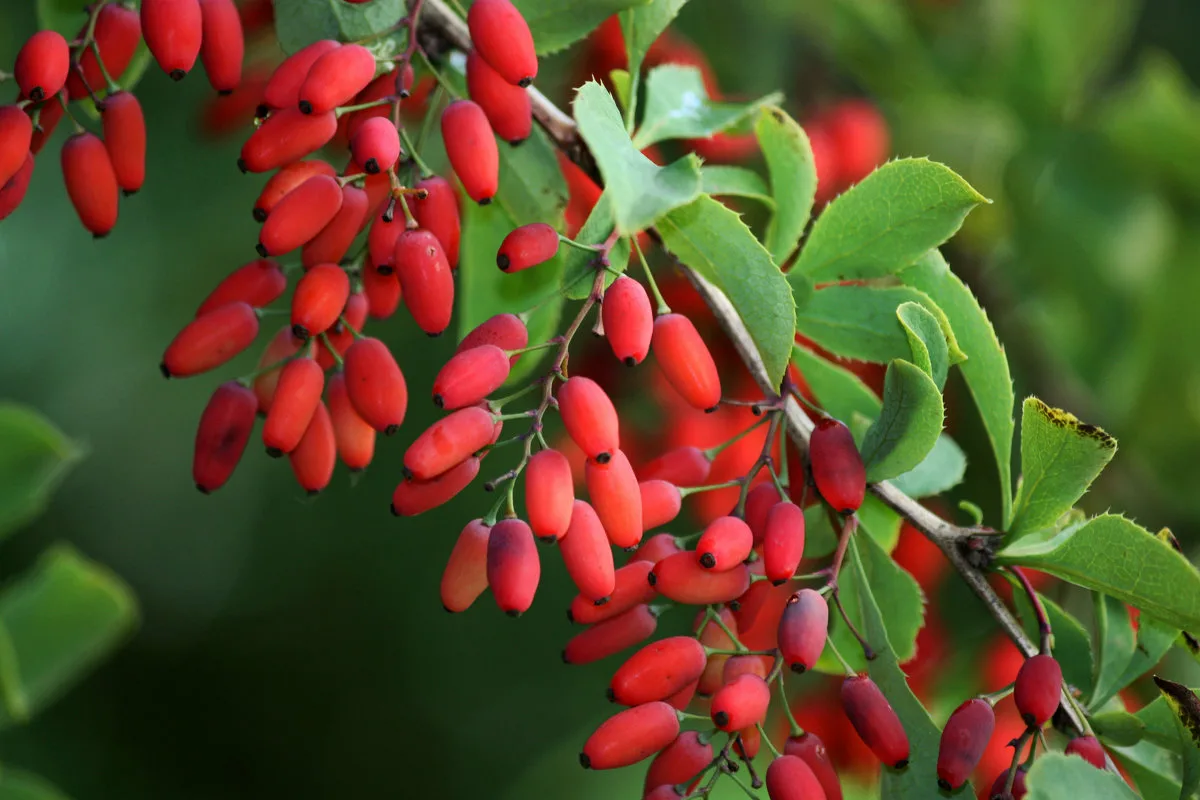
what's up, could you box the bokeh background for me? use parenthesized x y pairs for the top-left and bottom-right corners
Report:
(3, 0), (1200, 797)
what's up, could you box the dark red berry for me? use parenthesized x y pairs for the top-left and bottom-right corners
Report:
(560, 500), (616, 603)
(563, 604), (658, 665)
(696, 516), (754, 570)
(141, 0), (203, 80)
(778, 588), (829, 674)
(711, 673), (770, 732)
(784, 732), (843, 800)
(465, 48), (531, 144)
(162, 301), (260, 378)
(525, 448), (574, 541)
(291, 263), (350, 340)
(610, 636), (706, 706)
(263, 39), (339, 110)
(765, 755), (828, 800)
(810, 417), (865, 514)
(467, 0), (538, 87)
(288, 401), (335, 494)
(441, 519), (490, 612)
(193, 381), (257, 493)
(558, 376), (619, 462)
(432, 344), (511, 409)
(342, 337), (407, 434)
(1014, 654), (1062, 728)
(394, 228), (454, 336)
(298, 43), (377, 115)
(486, 518), (540, 616)
(1064, 735), (1106, 769)
(99, 92), (146, 194)
(410, 174), (462, 267)
(937, 698), (995, 790)
(841, 675), (910, 769)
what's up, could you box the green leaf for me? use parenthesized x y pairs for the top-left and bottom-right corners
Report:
(901, 249), (1014, 527)
(0, 545), (138, 727)
(493, 127), (571, 226)
(1111, 738), (1184, 800)
(632, 65), (782, 149)
(1011, 589), (1095, 699)
(609, 69), (633, 113)
(700, 166), (774, 207)
(330, 0), (405, 40)
(458, 202), (564, 384)
(1137, 694), (1190, 749)
(656, 196), (795, 388)
(757, 106), (817, 267)
(889, 434), (967, 498)
(896, 302), (949, 390)
(1092, 594), (1138, 710)
(856, 495), (902, 553)
(795, 284), (959, 366)
(793, 158), (988, 282)
(272, 0), (340, 53)
(35, 0), (88, 36)
(0, 767), (71, 800)
(1092, 710), (1147, 747)
(0, 404), (83, 541)
(574, 81), (702, 235)
(1115, 616), (1179, 695)
(791, 346), (881, 422)
(513, 0), (648, 55)
(1025, 753), (1139, 799)
(559, 192), (631, 301)
(619, 0), (688, 97)
(860, 360), (944, 482)
(1010, 398), (1117, 538)
(1152, 676), (1200, 799)
(998, 514), (1200, 631)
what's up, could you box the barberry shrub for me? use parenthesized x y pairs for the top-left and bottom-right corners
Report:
(3, 1), (1200, 799)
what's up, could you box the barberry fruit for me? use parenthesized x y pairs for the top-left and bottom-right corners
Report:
(362, 263), (402, 320)
(61, 131), (120, 237)
(196, 261), (285, 318)
(1014, 654), (1062, 728)
(0, 106), (33, 187)
(560, 500), (616, 602)
(68, 6), (141, 100)
(411, 175), (462, 267)
(441, 100), (498, 204)
(263, 39), (340, 110)
(253, 160), (337, 222)
(988, 765), (1027, 799)
(639, 480), (682, 530)
(259, 174), (344, 256)
(486, 518), (540, 616)
(784, 732), (843, 800)
(841, 674), (910, 769)
(558, 376), (619, 463)
(263, 357), (324, 456)
(649, 552), (750, 605)
(652, 314), (721, 412)
(458, 313), (528, 363)
(316, 291), (368, 369)
(298, 44), (377, 115)
(162, 301), (260, 378)
(711, 673), (771, 732)
(779, 589), (829, 673)
(602, 276), (653, 366)
(696, 607), (738, 695)
(809, 417), (866, 514)
(0, 152), (34, 222)
(568, 560), (656, 625)
(141, 0), (203, 81)
(610, 636), (706, 706)
(252, 327), (305, 413)
(291, 263), (350, 340)
(497, 222), (559, 272)
(563, 604), (658, 665)
(391, 456), (480, 516)
(465, 49), (531, 144)
(763, 501), (806, 584)
(639, 446), (711, 487)
(288, 401), (335, 494)
(586, 449), (644, 550)
(525, 448), (575, 541)
(696, 516), (754, 570)
(467, 0), (538, 87)
(350, 117), (401, 175)
(631, 533), (684, 565)
(302, 184), (369, 267)
(644, 731), (712, 795)
(327, 371), (375, 472)
(404, 406), (495, 480)
(239, 108), (338, 173)
(765, 755), (827, 800)
(343, 337), (407, 434)
(99, 92), (147, 195)
(193, 381), (257, 494)
(432, 344), (511, 409)
(441, 519), (490, 612)
(198, 0), (244, 94)
(14, 31), (70, 102)
(1064, 735), (1106, 769)
(394, 228), (454, 336)
(936, 698), (995, 789)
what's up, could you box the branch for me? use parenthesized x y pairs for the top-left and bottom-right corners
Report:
(413, 0), (1090, 740)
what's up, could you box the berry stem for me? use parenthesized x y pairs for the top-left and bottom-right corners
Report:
(825, 513), (859, 592)
(702, 414), (772, 460)
(701, 606), (747, 653)
(505, 338), (563, 358)
(89, 40), (120, 93)
(1010, 566), (1053, 654)
(317, 334), (344, 368)
(979, 684), (1015, 706)
(723, 768), (759, 799)
(776, 670), (804, 737)
(556, 233), (604, 254)
(830, 586), (875, 661)
(756, 723), (782, 759)
(632, 236), (672, 315)
(335, 97), (395, 118)
(1003, 729), (1036, 797)
(823, 635), (857, 677)
(397, 126), (435, 177)
(677, 479), (744, 498)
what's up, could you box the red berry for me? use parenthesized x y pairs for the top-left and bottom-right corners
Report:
(404, 406), (494, 480)
(487, 518), (540, 616)
(652, 314), (722, 411)
(291, 263), (350, 339)
(1014, 654), (1062, 728)
(841, 674), (910, 769)
(394, 228), (454, 336)
(316, 291), (368, 369)
(497, 222), (559, 272)
(441, 519), (490, 612)
(14, 31), (70, 103)
(162, 301), (259, 378)
(711, 673), (770, 732)
(743, 482), (777, 543)
(650, 552), (750, 605)
(465, 48), (531, 144)
(432, 344), (511, 410)
(193, 381), (257, 494)
(644, 731), (712, 795)
(467, 0), (538, 87)
(563, 604), (658, 665)
(363, 263), (402, 320)
(391, 456), (480, 516)
(586, 449), (643, 550)
(640, 480), (682, 530)
(199, 0), (244, 93)
(239, 108), (338, 173)
(763, 501), (806, 584)
(367, 207), (404, 271)
(560, 500), (616, 602)
(937, 698), (995, 790)
(989, 765), (1028, 799)
(639, 446), (711, 487)
(61, 132), (118, 237)
(631, 533), (683, 565)
(735, 725), (762, 759)
(766, 755), (827, 800)
(67, 6), (141, 100)
(253, 160), (337, 222)
(696, 608), (738, 695)
(458, 313), (528, 364)
(263, 39), (340, 110)
(252, 326), (305, 412)
(696, 516), (753, 570)
(259, 174), (344, 256)
(602, 276), (653, 366)
(327, 371), (375, 472)
(568, 560), (656, 625)
(302, 184), (369, 266)
(199, 66), (270, 135)
(441, 100), (498, 204)
(288, 401), (335, 494)
(342, 73), (395, 141)
(784, 733), (843, 800)
(1065, 735), (1106, 769)
(610, 636), (706, 707)
(343, 337), (407, 434)
(141, 0), (203, 80)
(0, 152), (34, 222)
(99, 92), (146, 194)
(779, 589), (829, 674)
(298, 44), (377, 115)
(825, 100), (889, 187)
(525, 448), (574, 541)
(558, 376), (619, 463)
(580, 702), (679, 770)
(645, 786), (683, 800)
(809, 417), (865, 514)
(411, 174), (462, 267)
(350, 117), (401, 175)
(263, 357), (324, 456)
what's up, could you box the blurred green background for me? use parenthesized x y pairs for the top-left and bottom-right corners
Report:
(3, 0), (1200, 798)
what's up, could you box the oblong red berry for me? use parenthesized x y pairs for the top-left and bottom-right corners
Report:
(467, 0), (538, 87)
(487, 518), (540, 616)
(263, 357), (324, 456)
(288, 401), (335, 494)
(841, 675), (910, 769)
(766, 755), (828, 800)
(291, 263), (349, 340)
(497, 222), (559, 272)
(141, 0), (203, 80)
(736, 726), (762, 760)
(764, 501), (806, 584)
(640, 480), (682, 530)
(432, 344), (511, 410)
(193, 381), (257, 494)
(558, 500), (615, 602)
(779, 589), (828, 674)
(711, 673), (770, 732)
(645, 785), (684, 800)
(458, 313), (528, 364)
(68, 6), (141, 100)
(441, 100), (498, 204)
(580, 701), (678, 770)
(260, 174), (344, 256)
(558, 376), (619, 462)
(696, 516), (753, 570)
(252, 326), (305, 412)
(744, 482), (778, 544)
(162, 301), (260, 378)
(254, 160), (336, 222)
(652, 314), (721, 411)
(465, 48), (531, 144)
(391, 456), (480, 516)
(810, 417), (865, 514)
(602, 276), (653, 366)
(61, 131), (118, 237)
(1065, 735), (1106, 769)
(631, 533), (683, 565)
(639, 445), (711, 487)
(563, 604), (658, 665)
(525, 448), (574, 541)
(404, 406), (494, 480)
(240, 108), (338, 173)
(350, 117), (400, 175)
(644, 731), (712, 795)
(441, 519), (490, 612)
(723, 652), (770, 685)
(362, 263), (402, 319)
(367, 206), (403, 270)
(610, 636), (706, 707)
(650, 552), (750, 605)
(784, 733), (843, 800)
(568, 560), (655, 625)
(937, 698), (995, 790)
(1014, 654), (1062, 728)
(301, 183), (368, 267)
(263, 39), (339, 110)
(316, 291), (368, 369)
(198, 259), (286, 317)
(586, 449), (643, 550)
(411, 174), (462, 267)
(343, 337), (407, 434)
(298, 44), (377, 115)
(14, 31), (70, 103)
(697, 608), (738, 696)
(989, 766), (1027, 799)
(395, 228), (454, 336)
(327, 371), (375, 471)
(99, 91), (146, 194)
(0, 152), (34, 222)
(198, 0), (244, 93)
(341, 72), (394, 141)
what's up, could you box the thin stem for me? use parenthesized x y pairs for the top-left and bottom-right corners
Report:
(825, 514), (859, 591)
(706, 607), (746, 653)
(678, 479), (744, 498)
(398, 126), (435, 177)
(1004, 729), (1036, 797)
(777, 670), (803, 737)
(632, 236), (671, 314)
(823, 635), (857, 677)
(1010, 566), (1053, 654)
(756, 723), (781, 759)
(830, 587), (875, 661)
(317, 334), (344, 368)
(336, 97), (394, 118)
(506, 338), (562, 358)
(90, 40), (119, 92)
